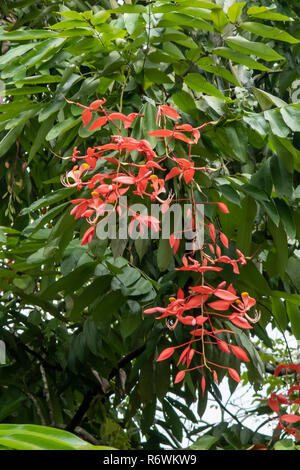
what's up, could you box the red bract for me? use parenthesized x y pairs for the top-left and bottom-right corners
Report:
(61, 97), (258, 392)
(274, 363), (300, 377)
(156, 104), (180, 125)
(264, 363), (300, 441)
(81, 225), (95, 245)
(174, 370), (185, 384)
(157, 347), (175, 362)
(230, 345), (250, 362)
(228, 368), (241, 383)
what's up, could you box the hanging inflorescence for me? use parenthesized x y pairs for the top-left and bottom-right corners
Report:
(60, 98), (260, 391)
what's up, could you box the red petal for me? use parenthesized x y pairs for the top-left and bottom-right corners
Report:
(190, 285), (213, 295)
(230, 315), (253, 329)
(228, 368), (240, 383)
(89, 99), (106, 110)
(144, 307), (165, 314)
(208, 300), (231, 311)
(268, 396), (280, 415)
(220, 232), (229, 248)
(183, 168), (195, 184)
(179, 316), (196, 326)
(169, 233), (176, 248)
(231, 345), (250, 362)
(274, 363), (300, 377)
(174, 370), (185, 384)
(195, 315), (208, 326)
(214, 289), (238, 302)
(280, 414), (300, 424)
(147, 129), (173, 137)
(217, 340), (230, 353)
(177, 288), (185, 299)
(177, 346), (189, 366)
(159, 105), (180, 120)
(209, 223), (216, 243)
(157, 347), (175, 362)
(165, 167), (181, 181)
(82, 109), (92, 127)
(217, 202), (230, 213)
(81, 225), (95, 245)
(185, 295), (204, 310)
(201, 376), (206, 396)
(173, 131), (192, 143)
(113, 176), (135, 184)
(88, 116), (108, 130)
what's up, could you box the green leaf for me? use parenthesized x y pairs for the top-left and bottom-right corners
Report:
(46, 117), (81, 141)
(243, 112), (269, 136)
(211, 9), (229, 32)
(108, 5), (147, 13)
(264, 109), (290, 138)
(239, 261), (271, 296)
(218, 184), (241, 206)
(0, 43), (35, 66)
(57, 10), (85, 20)
(29, 114), (57, 161)
(172, 91), (197, 113)
(271, 291), (300, 307)
(50, 20), (90, 30)
(225, 35), (285, 62)
(247, 6), (292, 22)
(142, 102), (158, 147)
(190, 435), (217, 450)
(227, 3), (246, 23)
(286, 302), (300, 340)
(21, 188), (76, 214)
(144, 69), (172, 87)
(253, 88), (287, 110)
(274, 199), (296, 239)
(159, 12), (214, 31)
(0, 123), (25, 158)
(184, 73), (226, 100)
(268, 220), (288, 277)
(41, 263), (97, 299)
(70, 276), (112, 321)
(0, 30), (58, 40)
(157, 238), (173, 272)
(261, 200), (280, 226)
(213, 47), (270, 71)
(14, 74), (62, 85)
(269, 155), (293, 199)
(280, 106), (300, 132)
(0, 424), (115, 450)
(240, 184), (269, 202)
(236, 196), (256, 255)
(162, 399), (183, 442)
(197, 60), (240, 86)
(274, 439), (296, 451)
(93, 290), (125, 325)
(240, 22), (299, 44)
(286, 256), (300, 292)
(225, 123), (248, 162)
(271, 297), (288, 331)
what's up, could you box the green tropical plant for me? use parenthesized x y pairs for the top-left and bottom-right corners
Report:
(0, 0), (299, 450)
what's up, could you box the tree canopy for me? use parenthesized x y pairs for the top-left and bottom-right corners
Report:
(0, 0), (299, 451)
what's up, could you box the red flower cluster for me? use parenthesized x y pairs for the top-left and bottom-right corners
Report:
(60, 98), (259, 392)
(265, 363), (300, 439)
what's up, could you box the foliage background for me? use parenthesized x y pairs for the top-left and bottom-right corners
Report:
(0, 0), (299, 450)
